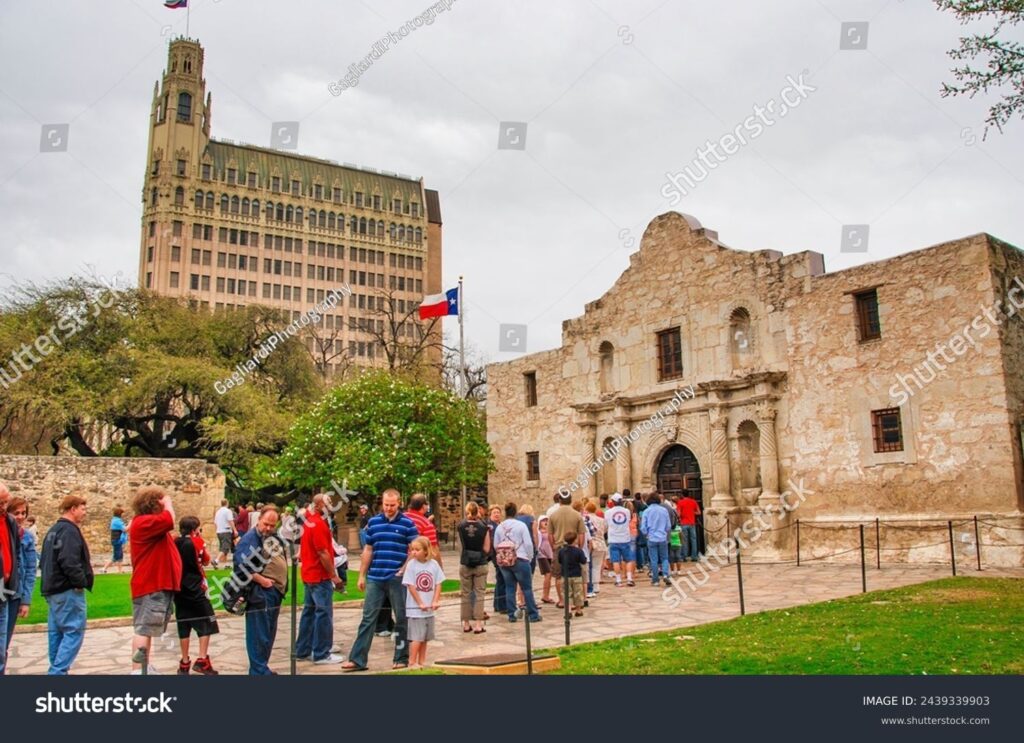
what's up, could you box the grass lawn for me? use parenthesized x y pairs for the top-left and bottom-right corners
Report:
(549, 577), (1023, 675)
(22, 570), (464, 625)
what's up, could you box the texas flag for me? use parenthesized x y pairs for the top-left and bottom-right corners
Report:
(419, 287), (459, 320)
(164, 0), (188, 8)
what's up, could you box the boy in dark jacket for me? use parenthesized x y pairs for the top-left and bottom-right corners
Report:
(557, 532), (587, 617)
(40, 495), (93, 675)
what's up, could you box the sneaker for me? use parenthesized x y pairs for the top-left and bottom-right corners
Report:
(375, 630), (391, 637)
(664, 578), (673, 587)
(585, 592), (596, 598)
(627, 580), (635, 587)
(508, 616), (518, 623)
(192, 657), (219, 675)
(528, 615), (542, 623)
(314, 654), (345, 665)
(177, 659), (191, 675)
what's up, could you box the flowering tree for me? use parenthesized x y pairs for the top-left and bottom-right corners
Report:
(275, 371), (493, 498)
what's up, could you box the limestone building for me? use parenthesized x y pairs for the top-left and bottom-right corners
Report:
(487, 213), (1024, 565)
(139, 39), (442, 373)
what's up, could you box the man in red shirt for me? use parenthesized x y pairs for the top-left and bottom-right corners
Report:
(676, 493), (702, 562)
(128, 486), (182, 674)
(295, 493), (343, 665)
(405, 494), (442, 567)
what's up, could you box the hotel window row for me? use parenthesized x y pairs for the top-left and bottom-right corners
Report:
(156, 163), (422, 215)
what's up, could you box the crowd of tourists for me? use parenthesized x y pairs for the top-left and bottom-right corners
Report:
(0, 479), (701, 675)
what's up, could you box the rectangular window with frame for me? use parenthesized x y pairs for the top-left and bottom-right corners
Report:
(855, 288), (881, 342)
(657, 327), (683, 381)
(871, 408), (904, 453)
(524, 372), (537, 407)
(526, 451), (540, 481)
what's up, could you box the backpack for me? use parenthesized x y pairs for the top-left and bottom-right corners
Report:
(494, 523), (518, 568)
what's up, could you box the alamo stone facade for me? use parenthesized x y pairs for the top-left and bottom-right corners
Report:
(486, 213), (1024, 566)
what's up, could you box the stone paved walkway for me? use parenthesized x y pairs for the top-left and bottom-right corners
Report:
(8, 560), (1021, 675)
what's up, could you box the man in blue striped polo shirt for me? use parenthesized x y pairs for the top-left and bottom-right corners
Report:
(342, 489), (419, 671)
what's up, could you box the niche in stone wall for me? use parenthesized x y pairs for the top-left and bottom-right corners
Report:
(599, 341), (615, 394)
(599, 436), (618, 494)
(736, 419), (761, 489)
(729, 307), (756, 370)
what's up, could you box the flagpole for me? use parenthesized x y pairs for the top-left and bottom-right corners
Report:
(458, 275), (467, 517)
(186, 2), (190, 38)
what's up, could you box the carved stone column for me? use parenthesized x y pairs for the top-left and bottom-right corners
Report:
(580, 421), (598, 501)
(615, 422), (633, 495)
(710, 410), (735, 508)
(757, 403), (781, 506)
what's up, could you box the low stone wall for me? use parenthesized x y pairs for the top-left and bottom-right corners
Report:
(0, 455), (226, 557)
(703, 509), (1024, 568)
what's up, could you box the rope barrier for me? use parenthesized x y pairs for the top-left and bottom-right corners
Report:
(978, 520), (1024, 531)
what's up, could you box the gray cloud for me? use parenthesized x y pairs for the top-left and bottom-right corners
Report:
(1, 0), (1021, 360)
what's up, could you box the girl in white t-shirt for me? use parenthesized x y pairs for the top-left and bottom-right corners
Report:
(402, 536), (446, 669)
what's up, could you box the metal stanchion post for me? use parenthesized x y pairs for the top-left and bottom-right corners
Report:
(974, 515), (982, 571)
(290, 542), (298, 676)
(859, 524), (867, 594)
(875, 518), (881, 570)
(735, 542), (745, 616)
(524, 611), (534, 676)
(796, 519), (801, 567)
(565, 573), (573, 650)
(132, 647), (148, 676)
(948, 520), (957, 577)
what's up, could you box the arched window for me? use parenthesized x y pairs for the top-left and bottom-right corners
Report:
(241, 198), (250, 216)
(265, 201), (274, 220)
(310, 211), (318, 228)
(205, 191), (214, 210)
(151, 187), (158, 206)
(251, 199), (259, 215)
(194, 190), (204, 210)
(230, 196), (240, 214)
(359, 217), (367, 234)
(367, 219), (375, 236)
(398, 225), (405, 242)
(599, 341), (615, 394)
(328, 212), (336, 230)
(318, 210), (326, 228)
(174, 186), (184, 206)
(737, 420), (762, 490)
(275, 203), (284, 221)
(177, 92), (192, 123)
(729, 307), (754, 370)
(295, 206), (303, 223)
(337, 213), (345, 233)
(390, 222), (397, 239)
(378, 220), (385, 236)
(220, 194), (228, 214)
(286, 205), (294, 223)
(351, 216), (358, 233)
(415, 227), (422, 243)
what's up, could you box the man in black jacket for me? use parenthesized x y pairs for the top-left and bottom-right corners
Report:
(40, 495), (93, 675)
(0, 482), (20, 675)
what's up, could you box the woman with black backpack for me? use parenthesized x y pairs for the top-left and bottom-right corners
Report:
(457, 502), (491, 634)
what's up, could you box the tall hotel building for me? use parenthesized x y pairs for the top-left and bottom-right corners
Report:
(138, 39), (442, 372)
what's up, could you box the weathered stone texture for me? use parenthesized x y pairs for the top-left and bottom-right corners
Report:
(487, 213), (1023, 566)
(0, 456), (225, 553)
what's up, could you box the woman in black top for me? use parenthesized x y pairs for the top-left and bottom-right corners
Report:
(457, 502), (491, 634)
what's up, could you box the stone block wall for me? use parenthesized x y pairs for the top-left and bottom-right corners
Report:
(0, 455), (226, 557)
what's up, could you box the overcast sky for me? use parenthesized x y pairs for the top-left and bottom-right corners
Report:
(1, 0), (1022, 363)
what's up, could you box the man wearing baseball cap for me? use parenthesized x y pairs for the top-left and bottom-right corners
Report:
(547, 491), (585, 607)
(604, 493), (635, 587)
